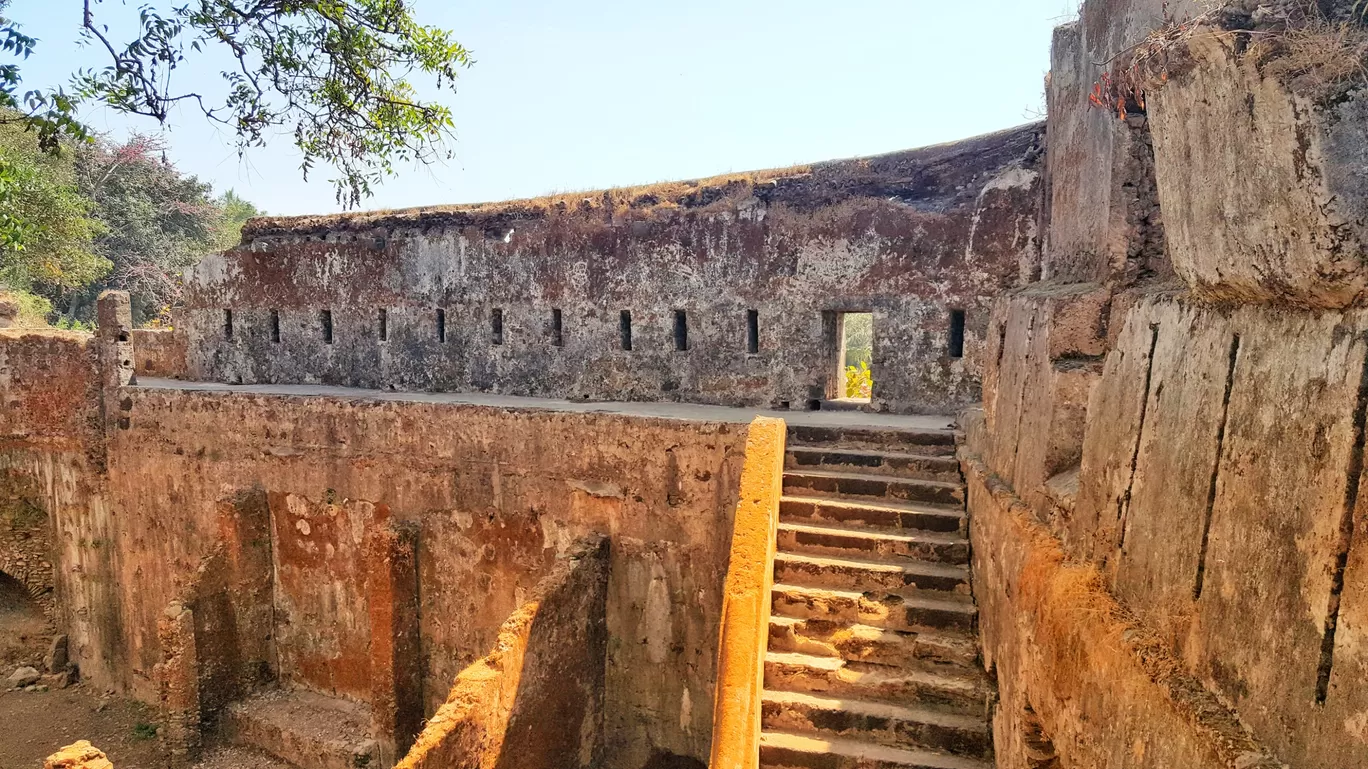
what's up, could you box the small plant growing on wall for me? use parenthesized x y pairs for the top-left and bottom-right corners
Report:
(845, 361), (873, 399)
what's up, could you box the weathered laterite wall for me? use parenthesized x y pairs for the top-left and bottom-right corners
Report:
(182, 125), (1043, 414)
(968, 2), (1368, 768)
(0, 329), (122, 681)
(398, 535), (610, 769)
(87, 380), (748, 769)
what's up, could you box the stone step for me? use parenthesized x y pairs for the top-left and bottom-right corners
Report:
(768, 615), (978, 669)
(761, 689), (991, 758)
(764, 652), (989, 713)
(219, 689), (380, 769)
(772, 583), (977, 633)
(787, 425), (958, 457)
(777, 521), (969, 566)
(774, 552), (970, 595)
(759, 730), (992, 769)
(781, 496), (965, 535)
(786, 446), (961, 483)
(194, 745), (300, 769)
(783, 470), (964, 507)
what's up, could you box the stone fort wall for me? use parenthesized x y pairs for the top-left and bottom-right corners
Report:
(966, 1), (1368, 768)
(0, 313), (755, 768)
(180, 125), (1043, 414)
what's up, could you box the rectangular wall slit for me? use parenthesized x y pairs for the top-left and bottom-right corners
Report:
(378, 308), (388, 342)
(321, 310), (333, 344)
(1316, 339), (1368, 704)
(437, 309), (446, 343)
(620, 311), (632, 351)
(224, 309), (234, 341)
(746, 309), (759, 354)
(1116, 323), (1160, 553)
(948, 309), (965, 359)
(270, 310), (280, 343)
(491, 308), (503, 346)
(1194, 334), (1240, 600)
(674, 310), (688, 352)
(551, 309), (563, 347)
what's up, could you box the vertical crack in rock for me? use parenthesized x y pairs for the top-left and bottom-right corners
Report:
(1116, 324), (1160, 554)
(1008, 313), (1038, 479)
(1194, 334), (1241, 600)
(1316, 336), (1368, 704)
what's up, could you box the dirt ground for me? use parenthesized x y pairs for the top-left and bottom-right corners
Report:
(0, 684), (171, 769)
(0, 682), (295, 769)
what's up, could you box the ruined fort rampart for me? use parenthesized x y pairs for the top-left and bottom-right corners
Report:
(180, 126), (1043, 414)
(965, 2), (1368, 768)
(5, 2), (1368, 768)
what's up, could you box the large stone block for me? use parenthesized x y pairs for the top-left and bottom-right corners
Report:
(1150, 33), (1368, 307)
(1072, 293), (1368, 768)
(1040, 0), (1197, 284)
(982, 283), (1109, 503)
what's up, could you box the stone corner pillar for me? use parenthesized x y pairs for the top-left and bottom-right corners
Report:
(366, 518), (424, 762)
(95, 291), (136, 389)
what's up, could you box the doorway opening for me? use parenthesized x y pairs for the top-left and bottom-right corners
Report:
(0, 570), (48, 668)
(835, 311), (874, 403)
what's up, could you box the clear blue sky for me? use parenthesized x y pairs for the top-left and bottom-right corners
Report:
(16, 1), (1076, 216)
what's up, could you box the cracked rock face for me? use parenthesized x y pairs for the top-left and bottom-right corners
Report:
(1149, 33), (1368, 308)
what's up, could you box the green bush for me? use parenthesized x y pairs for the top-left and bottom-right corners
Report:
(845, 361), (873, 399)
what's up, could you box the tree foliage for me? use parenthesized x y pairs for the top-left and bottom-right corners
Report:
(215, 188), (263, 250)
(0, 2), (88, 155)
(0, 117), (264, 327)
(61, 134), (224, 325)
(0, 118), (107, 293)
(2, 0), (471, 208)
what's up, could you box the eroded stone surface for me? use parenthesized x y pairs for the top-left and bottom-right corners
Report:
(182, 127), (1043, 415)
(1150, 33), (1368, 308)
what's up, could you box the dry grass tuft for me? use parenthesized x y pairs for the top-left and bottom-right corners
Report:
(1255, 19), (1368, 99)
(1091, 2), (1368, 116)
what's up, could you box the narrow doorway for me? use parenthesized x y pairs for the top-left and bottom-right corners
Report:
(836, 311), (873, 403)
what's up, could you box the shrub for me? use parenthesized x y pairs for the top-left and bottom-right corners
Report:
(845, 361), (873, 399)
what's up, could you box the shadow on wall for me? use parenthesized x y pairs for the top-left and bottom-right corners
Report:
(397, 534), (610, 769)
(639, 751), (706, 769)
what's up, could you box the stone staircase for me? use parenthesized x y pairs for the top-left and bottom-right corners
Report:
(759, 425), (994, 769)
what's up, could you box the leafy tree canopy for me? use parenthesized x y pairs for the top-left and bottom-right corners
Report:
(0, 116), (264, 327)
(1, 0), (471, 208)
(0, 117), (108, 292)
(215, 188), (264, 250)
(63, 134), (225, 325)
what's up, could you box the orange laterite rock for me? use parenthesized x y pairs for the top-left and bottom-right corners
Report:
(43, 741), (114, 769)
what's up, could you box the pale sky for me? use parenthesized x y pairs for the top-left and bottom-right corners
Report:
(15, 1), (1076, 217)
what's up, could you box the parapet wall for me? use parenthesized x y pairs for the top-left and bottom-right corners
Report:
(182, 126), (1044, 414)
(104, 384), (747, 768)
(0, 308), (758, 769)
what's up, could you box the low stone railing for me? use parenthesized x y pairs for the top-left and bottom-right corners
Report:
(395, 533), (610, 769)
(708, 416), (786, 769)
